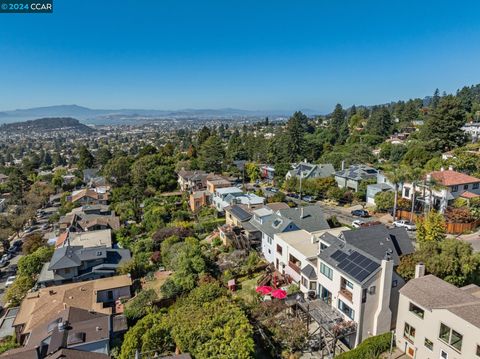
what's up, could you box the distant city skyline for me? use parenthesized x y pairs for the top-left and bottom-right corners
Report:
(1, 0), (480, 112)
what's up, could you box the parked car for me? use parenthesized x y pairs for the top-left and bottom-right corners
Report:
(5, 276), (16, 288)
(303, 195), (314, 203)
(352, 219), (364, 228)
(351, 209), (369, 218)
(0, 260), (10, 269)
(270, 187), (279, 193)
(393, 220), (416, 231)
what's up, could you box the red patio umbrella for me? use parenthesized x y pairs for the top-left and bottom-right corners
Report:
(271, 288), (287, 299)
(256, 286), (273, 295)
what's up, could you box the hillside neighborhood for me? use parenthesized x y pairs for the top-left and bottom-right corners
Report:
(0, 82), (479, 358)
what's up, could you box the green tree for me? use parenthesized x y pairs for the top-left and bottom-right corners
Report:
(421, 95), (467, 151)
(365, 106), (392, 137)
(199, 135), (224, 173)
(245, 162), (260, 182)
(124, 289), (158, 321)
(77, 145), (94, 170)
(416, 210), (446, 244)
(286, 111), (307, 161)
(103, 156), (132, 186)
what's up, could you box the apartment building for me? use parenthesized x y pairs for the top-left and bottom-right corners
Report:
(395, 267), (480, 359)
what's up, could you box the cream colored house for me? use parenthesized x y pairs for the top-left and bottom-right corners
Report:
(273, 225), (413, 348)
(395, 266), (480, 359)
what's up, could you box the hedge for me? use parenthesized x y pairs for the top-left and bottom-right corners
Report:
(336, 332), (393, 359)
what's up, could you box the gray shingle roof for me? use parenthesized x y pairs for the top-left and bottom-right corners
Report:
(335, 164), (378, 181)
(400, 275), (480, 328)
(249, 205), (330, 237)
(301, 264), (317, 280)
(340, 225), (413, 265)
(49, 246), (82, 270)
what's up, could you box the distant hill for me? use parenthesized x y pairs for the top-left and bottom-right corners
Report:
(0, 105), (296, 125)
(0, 117), (94, 134)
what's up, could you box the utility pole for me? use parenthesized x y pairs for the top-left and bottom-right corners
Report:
(299, 163), (303, 201)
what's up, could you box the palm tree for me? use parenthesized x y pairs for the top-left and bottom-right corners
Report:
(384, 165), (408, 221)
(405, 167), (425, 222)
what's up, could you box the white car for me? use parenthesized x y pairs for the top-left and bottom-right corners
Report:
(5, 276), (16, 288)
(352, 219), (364, 228)
(393, 220), (416, 231)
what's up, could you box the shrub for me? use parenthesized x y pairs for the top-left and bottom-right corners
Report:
(336, 332), (392, 359)
(124, 289), (158, 321)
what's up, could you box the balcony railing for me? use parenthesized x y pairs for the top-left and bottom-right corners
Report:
(339, 288), (353, 302)
(288, 261), (301, 274)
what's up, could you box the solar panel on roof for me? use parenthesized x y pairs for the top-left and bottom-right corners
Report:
(332, 250), (380, 283)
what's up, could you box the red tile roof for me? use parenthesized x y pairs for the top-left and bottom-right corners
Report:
(430, 170), (480, 186)
(460, 191), (480, 199)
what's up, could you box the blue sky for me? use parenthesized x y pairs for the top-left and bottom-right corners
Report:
(1, 0), (480, 112)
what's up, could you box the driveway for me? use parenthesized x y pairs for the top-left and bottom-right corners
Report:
(455, 230), (480, 252)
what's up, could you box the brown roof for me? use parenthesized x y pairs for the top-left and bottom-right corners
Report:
(266, 202), (290, 211)
(47, 349), (110, 359)
(400, 275), (480, 328)
(71, 189), (109, 203)
(430, 170), (480, 186)
(14, 275), (131, 335)
(25, 307), (109, 353)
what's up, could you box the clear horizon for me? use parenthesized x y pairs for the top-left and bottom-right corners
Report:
(1, 0), (480, 112)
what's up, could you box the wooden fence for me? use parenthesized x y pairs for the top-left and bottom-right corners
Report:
(396, 210), (480, 235)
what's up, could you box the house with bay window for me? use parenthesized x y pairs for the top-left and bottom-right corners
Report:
(395, 267), (480, 359)
(272, 224), (413, 348)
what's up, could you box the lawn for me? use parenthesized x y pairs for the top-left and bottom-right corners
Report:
(143, 270), (172, 298)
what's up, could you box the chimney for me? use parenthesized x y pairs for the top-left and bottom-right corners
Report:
(341, 160), (345, 171)
(300, 207), (304, 219)
(415, 263), (425, 278)
(35, 346), (41, 359)
(372, 258), (393, 336)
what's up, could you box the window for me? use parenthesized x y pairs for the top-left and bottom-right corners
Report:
(320, 262), (333, 280)
(474, 183), (480, 190)
(409, 302), (424, 319)
(320, 242), (328, 251)
(440, 350), (448, 359)
(267, 236), (272, 245)
(338, 299), (354, 320)
(424, 338), (433, 351)
(464, 184), (469, 190)
(439, 323), (463, 352)
(452, 185), (458, 192)
(301, 276), (308, 287)
(343, 278), (353, 290)
(309, 281), (316, 291)
(403, 322), (416, 342)
(476, 345), (480, 357)
(276, 244), (283, 255)
(362, 288), (367, 303)
(404, 188), (410, 198)
(392, 280), (398, 288)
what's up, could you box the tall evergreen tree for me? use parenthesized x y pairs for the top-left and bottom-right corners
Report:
(286, 111), (307, 162)
(365, 106), (392, 137)
(199, 135), (224, 173)
(420, 95), (466, 151)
